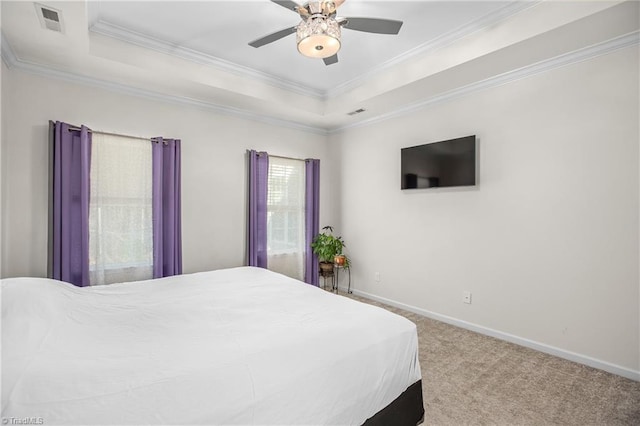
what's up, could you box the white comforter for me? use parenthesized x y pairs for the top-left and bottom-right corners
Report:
(1, 267), (421, 425)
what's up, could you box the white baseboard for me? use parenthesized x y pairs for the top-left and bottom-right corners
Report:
(343, 287), (640, 382)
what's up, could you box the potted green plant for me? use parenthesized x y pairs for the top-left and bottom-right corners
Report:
(311, 226), (345, 275)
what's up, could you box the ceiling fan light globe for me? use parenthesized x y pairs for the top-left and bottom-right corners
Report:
(297, 34), (340, 58)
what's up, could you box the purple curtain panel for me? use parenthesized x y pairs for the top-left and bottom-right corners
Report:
(51, 122), (92, 287)
(247, 150), (269, 268)
(152, 138), (183, 278)
(304, 159), (320, 286)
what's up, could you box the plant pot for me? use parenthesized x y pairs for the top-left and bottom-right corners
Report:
(334, 255), (346, 266)
(319, 261), (334, 276)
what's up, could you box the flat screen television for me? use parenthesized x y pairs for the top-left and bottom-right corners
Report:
(401, 135), (476, 190)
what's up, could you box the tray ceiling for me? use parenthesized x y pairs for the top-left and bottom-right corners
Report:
(87, 0), (515, 93)
(2, 1), (636, 132)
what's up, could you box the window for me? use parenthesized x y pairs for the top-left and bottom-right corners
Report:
(267, 157), (306, 280)
(89, 133), (153, 285)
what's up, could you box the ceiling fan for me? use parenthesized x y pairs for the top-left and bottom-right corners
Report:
(248, 0), (403, 66)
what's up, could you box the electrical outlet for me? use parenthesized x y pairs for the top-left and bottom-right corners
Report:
(374, 272), (381, 283)
(463, 291), (472, 304)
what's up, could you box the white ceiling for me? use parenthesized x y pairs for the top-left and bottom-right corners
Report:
(87, 1), (514, 92)
(2, 1), (638, 132)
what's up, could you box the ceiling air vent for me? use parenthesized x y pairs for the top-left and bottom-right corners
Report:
(35, 3), (64, 33)
(347, 108), (366, 116)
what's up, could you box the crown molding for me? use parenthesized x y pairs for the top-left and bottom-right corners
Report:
(90, 20), (326, 101)
(325, 0), (542, 99)
(331, 31), (640, 133)
(3, 30), (637, 136)
(0, 34), (328, 136)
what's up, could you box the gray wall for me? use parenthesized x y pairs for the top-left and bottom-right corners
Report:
(0, 58), (5, 277)
(0, 66), (335, 278)
(329, 46), (639, 375)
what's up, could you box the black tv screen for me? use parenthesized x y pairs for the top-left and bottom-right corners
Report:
(401, 135), (476, 189)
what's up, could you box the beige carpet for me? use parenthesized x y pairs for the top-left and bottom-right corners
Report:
(349, 294), (640, 425)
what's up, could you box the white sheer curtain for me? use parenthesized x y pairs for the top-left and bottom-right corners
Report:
(89, 133), (153, 285)
(267, 157), (306, 281)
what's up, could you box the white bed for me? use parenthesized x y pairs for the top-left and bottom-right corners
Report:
(1, 267), (422, 425)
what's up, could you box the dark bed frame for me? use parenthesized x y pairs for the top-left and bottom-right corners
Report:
(362, 380), (424, 426)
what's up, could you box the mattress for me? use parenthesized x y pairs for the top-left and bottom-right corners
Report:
(1, 266), (422, 425)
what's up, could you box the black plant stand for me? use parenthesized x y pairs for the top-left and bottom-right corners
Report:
(319, 264), (351, 294)
(334, 265), (352, 294)
(320, 268), (335, 291)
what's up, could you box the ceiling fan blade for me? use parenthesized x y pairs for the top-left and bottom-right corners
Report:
(248, 26), (297, 48)
(323, 54), (338, 66)
(341, 17), (403, 35)
(270, 0), (302, 13)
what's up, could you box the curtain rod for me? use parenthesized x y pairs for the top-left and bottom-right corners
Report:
(251, 151), (312, 162)
(67, 126), (172, 144)
(271, 154), (310, 162)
